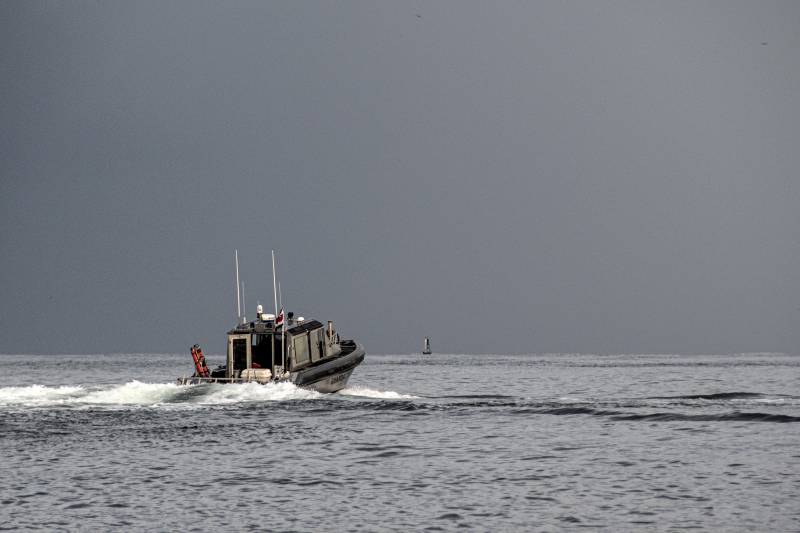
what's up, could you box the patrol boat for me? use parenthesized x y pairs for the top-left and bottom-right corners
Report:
(177, 251), (365, 393)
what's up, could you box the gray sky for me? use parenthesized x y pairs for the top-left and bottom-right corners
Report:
(1, 1), (798, 355)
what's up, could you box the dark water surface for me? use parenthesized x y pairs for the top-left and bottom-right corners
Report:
(1, 353), (798, 531)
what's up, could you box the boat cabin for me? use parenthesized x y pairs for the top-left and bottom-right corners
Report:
(225, 315), (342, 380)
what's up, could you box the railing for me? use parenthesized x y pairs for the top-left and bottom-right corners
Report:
(177, 376), (251, 384)
(177, 375), (281, 384)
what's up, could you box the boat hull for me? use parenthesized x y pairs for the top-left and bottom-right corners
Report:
(177, 342), (365, 394)
(291, 342), (365, 393)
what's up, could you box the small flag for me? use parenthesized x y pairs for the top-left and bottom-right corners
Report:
(275, 307), (284, 326)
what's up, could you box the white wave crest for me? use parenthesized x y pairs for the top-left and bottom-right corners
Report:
(199, 381), (322, 404)
(80, 381), (183, 405)
(0, 380), (320, 408)
(751, 397), (799, 405)
(0, 384), (85, 405)
(337, 386), (417, 399)
(557, 396), (588, 403)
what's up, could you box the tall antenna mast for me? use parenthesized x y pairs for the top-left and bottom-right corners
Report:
(241, 281), (247, 322)
(235, 249), (242, 323)
(281, 301), (286, 374)
(272, 250), (278, 318)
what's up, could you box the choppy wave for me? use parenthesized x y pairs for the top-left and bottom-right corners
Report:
(649, 392), (768, 400)
(306, 399), (800, 423)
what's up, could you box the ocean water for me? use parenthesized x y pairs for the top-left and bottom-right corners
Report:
(1, 352), (798, 531)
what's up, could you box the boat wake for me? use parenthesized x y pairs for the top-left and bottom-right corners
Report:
(0, 381), (414, 408)
(0, 381), (322, 408)
(337, 386), (418, 399)
(0, 384), (86, 406)
(2, 383), (796, 424)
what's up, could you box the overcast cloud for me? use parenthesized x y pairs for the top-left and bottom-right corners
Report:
(1, 1), (798, 355)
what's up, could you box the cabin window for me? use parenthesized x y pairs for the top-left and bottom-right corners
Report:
(292, 333), (310, 367)
(309, 328), (324, 362)
(232, 338), (248, 370)
(252, 334), (272, 369)
(273, 334), (284, 368)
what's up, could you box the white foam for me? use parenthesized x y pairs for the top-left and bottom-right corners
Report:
(751, 397), (798, 405)
(557, 396), (587, 403)
(0, 381), (413, 408)
(199, 381), (322, 404)
(0, 381), (320, 407)
(0, 384), (85, 405)
(79, 381), (183, 405)
(0, 382), (185, 407)
(337, 386), (417, 399)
